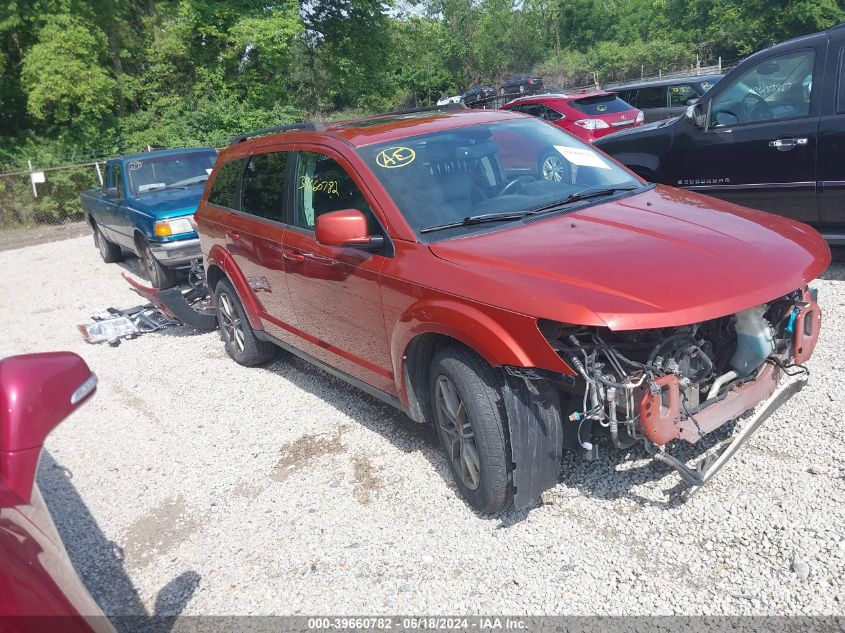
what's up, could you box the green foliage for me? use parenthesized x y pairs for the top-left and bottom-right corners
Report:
(0, 0), (841, 181)
(20, 14), (116, 126)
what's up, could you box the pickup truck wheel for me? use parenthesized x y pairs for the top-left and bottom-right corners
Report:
(139, 238), (177, 289)
(213, 278), (277, 366)
(430, 346), (512, 514)
(93, 225), (122, 263)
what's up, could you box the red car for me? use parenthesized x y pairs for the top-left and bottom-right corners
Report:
(1, 352), (114, 632)
(501, 90), (644, 142)
(196, 107), (828, 513)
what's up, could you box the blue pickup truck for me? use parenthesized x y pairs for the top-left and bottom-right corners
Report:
(81, 147), (217, 288)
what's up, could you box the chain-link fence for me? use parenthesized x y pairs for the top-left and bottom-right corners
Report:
(0, 162), (103, 231)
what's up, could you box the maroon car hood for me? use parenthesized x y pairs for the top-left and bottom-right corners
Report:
(429, 185), (830, 330)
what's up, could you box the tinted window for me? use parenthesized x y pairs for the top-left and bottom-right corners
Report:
(208, 159), (244, 209)
(711, 49), (815, 126)
(837, 48), (845, 114)
(293, 152), (371, 231)
(519, 103), (545, 118)
(569, 95), (632, 114)
(240, 152), (289, 222)
(697, 78), (720, 94)
(618, 90), (635, 105)
(635, 86), (666, 109)
(669, 83), (699, 106)
(545, 105), (564, 121)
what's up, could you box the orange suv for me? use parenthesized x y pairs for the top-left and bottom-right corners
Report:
(195, 106), (828, 513)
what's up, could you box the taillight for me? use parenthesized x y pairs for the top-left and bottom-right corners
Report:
(635, 111), (644, 123)
(574, 119), (610, 130)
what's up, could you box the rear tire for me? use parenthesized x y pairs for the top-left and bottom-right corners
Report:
(93, 224), (122, 263)
(429, 345), (512, 514)
(138, 237), (177, 289)
(213, 278), (276, 366)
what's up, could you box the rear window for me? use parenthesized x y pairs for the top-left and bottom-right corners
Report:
(569, 95), (632, 114)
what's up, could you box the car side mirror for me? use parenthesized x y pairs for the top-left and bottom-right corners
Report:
(315, 208), (384, 251)
(104, 187), (119, 199)
(0, 352), (96, 506)
(686, 101), (708, 129)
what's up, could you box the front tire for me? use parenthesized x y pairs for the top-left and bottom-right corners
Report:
(213, 278), (276, 366)
(429, 346), (512, 514)
(138, 237), (178, 289)
(93, 224), (122, 263)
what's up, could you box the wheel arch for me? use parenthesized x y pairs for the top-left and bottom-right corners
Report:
(392, 300), (544, 424)
(205, 244), (264, 330)
(132, 229), (147, 255)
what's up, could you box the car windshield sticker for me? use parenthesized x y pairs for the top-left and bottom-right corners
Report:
(597, 104), (607, 112)
(299, 176), (339, 197)
(376, 147), (416, 169)
(554, 145), (611, 169)
(127, 160), (143, 171)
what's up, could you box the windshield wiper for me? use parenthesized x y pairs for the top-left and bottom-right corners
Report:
(420, 211), (526, 234)
(525, 185), (640, 215)
(419, 186), (640, 234)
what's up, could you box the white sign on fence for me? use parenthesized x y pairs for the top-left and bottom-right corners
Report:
(30, 171), (45, 184)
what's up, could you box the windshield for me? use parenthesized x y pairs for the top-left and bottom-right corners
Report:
(357, 118), (641, 238)
(126, 150), (217, 196)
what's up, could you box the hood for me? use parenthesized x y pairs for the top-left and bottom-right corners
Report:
(130, 186), (204, 219)
(428, 186), (830, 330)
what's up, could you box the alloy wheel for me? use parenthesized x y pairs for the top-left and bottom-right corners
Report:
(218, 291), (245, 353)
(434, 374), (481, 490)
(542, 155), (568, 182)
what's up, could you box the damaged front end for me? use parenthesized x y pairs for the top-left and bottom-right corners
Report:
(122, 261), (218, 332)
(511, 286), (820, 505)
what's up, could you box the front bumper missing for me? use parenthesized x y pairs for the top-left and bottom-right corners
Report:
(651, 372), (807, 499)
(123, 273), (218, 331)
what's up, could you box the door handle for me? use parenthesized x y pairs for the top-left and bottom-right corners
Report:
(283, 250), (305, 263)
(768, 137), (808, 151)
(226, 230), (240, 240)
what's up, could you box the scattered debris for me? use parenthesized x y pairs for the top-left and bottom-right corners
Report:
(78, 303), (176, 345)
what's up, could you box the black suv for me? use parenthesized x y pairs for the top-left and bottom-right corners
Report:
(611, 75), (722, 122)
(595, 25), (845, 244)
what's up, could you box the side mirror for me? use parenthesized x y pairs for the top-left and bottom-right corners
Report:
(0, 352), (96, 505)
(686, 101), (708, 129)
(104, 187), (119, 199)
(315, 209), (384, 250)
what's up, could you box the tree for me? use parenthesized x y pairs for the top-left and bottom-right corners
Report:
(20, 14), (116, 127)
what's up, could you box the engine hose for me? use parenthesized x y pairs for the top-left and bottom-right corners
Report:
(648, 332), (695, 365)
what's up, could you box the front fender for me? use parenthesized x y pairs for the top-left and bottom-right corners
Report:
(390, 298), (572, 402)
(205, 244), (264, 330)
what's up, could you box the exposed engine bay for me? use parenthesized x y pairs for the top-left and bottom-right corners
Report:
(538, 286), (820, 485)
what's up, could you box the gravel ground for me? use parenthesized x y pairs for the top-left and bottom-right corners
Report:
(0, 235), (843, 620)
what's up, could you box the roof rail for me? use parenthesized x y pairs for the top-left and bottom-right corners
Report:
(230, 121), (325, 145)
(385, 102), (469, 116)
